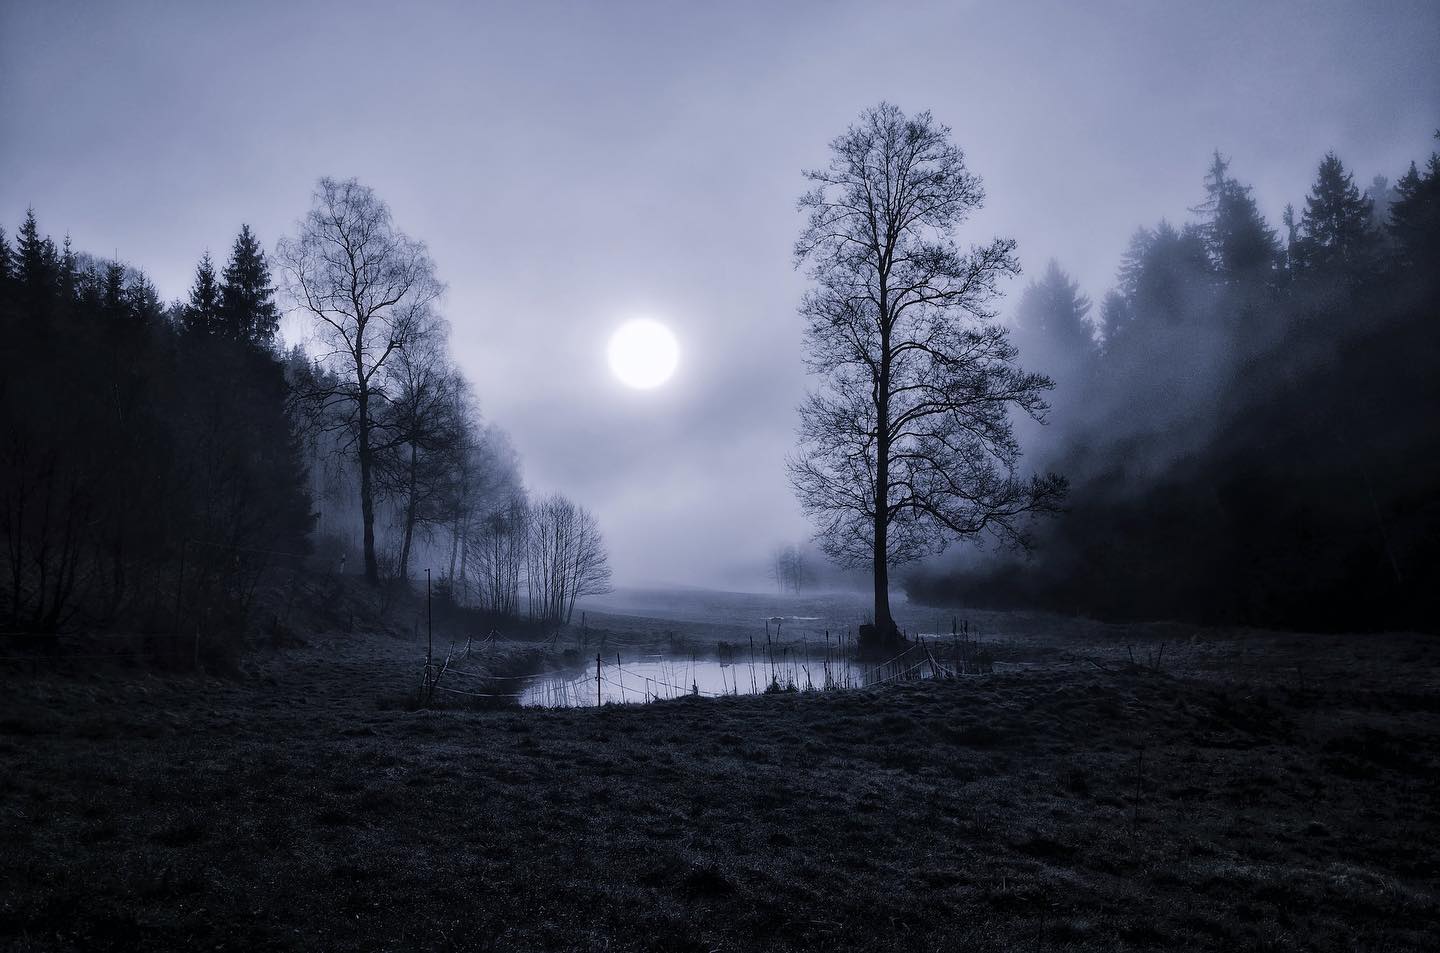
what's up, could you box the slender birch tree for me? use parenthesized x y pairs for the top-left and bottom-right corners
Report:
(277, 178), (443, 585)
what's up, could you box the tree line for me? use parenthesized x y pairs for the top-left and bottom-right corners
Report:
(909, 135), (1440, 631)
(279, 178), (612, 625)
(0, 214), (309, 637)
(1, 178), (613, 639)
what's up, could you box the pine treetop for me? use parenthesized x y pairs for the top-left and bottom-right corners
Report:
(1297, 152), (1376, 274)
(220, 224), (280, 345)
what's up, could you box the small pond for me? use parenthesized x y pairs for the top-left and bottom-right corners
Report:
(517, 643), (1005, 707)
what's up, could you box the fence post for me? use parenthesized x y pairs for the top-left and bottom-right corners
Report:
(596, 654), (602, 707)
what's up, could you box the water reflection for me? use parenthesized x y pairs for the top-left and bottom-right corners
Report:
(518, 647), (968, 708)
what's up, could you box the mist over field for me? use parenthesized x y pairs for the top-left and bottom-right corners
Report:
(4, 0), (1436, 594)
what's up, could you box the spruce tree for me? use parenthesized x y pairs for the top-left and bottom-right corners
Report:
(13, 210), (62, 331)
(1280, 203), (1299, 277)
(101, 261), (127, 322)
(0, 227), (11, 298)
(1389, 155), (1440, 270)
(1365, 174), (1399, 235)
(1296, 152), (1376, 276)
(1193, 151), (1277, 281)
(183, 252), (222, 335)
(1097, 290), (1129, 353)
(58, 236), (77, 305)
(1116, 220), (1213, 323)
(219, 224), (280, 345)
(0, 229), (12, 338)
(1016, 260), (1094, 354)
(15, 209), (53, 303)
(126, 274), (165, 327)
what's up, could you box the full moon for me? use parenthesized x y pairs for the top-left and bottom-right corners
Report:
(607, 319), (679, 389)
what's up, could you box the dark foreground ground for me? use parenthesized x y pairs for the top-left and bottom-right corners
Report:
(2, 599), (1438, 952)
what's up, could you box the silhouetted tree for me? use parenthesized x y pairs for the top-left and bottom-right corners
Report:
(1389, 153), (1440, 269)
(126, 273), (165, 327)
(184, 252), (222, 335)
(14, 209), (55, 321)
(1193, 151), (1278, 283)
(1296, 152), (1376, 278)
(789, 103), (1065, 643)
(277, 178), (443, 586)
(219, 225), (280, 345)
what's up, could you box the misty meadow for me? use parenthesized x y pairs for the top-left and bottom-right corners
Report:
(2, 2), (1437, 952)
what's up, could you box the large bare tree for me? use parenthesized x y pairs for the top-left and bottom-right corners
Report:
(448, 421), (522, 605)
(789, 103), (1065, 644)
(277, 178), (443, 585)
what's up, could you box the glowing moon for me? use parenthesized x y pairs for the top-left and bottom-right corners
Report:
(607, 319), (679, 389)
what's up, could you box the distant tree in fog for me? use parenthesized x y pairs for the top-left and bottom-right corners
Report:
(469, 493), (527, 617)
(769, 544), (808, 594)
(277, 178), (443, 586)
(1012, 260), (1097, 391)
(1192, 152), (1279, 283)
(374, 321), (463, 581)
(445, 420), (522, 603)
(525, 495), (612, 624)
(915, 136), (1440, 632)
(1364, 174), (1400, 241)
(1017, 261), (1093, 350)
(788, 103), (1065, 643)
(1114, 221), (1212, 328)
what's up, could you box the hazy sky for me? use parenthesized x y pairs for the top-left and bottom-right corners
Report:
(3, 0), (1436, 587)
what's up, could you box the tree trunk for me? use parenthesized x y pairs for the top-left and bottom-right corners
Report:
(873, 291), (895, 641)
(357, 386), (379, 586)
(447, 517), (461, 583)
(398, 446), (418, 582)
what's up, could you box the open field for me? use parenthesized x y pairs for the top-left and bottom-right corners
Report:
(2, 585), (1438, 951)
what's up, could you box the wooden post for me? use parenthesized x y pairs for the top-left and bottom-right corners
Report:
(748, 635), (757, 693)
(596, 654), (602, 707)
